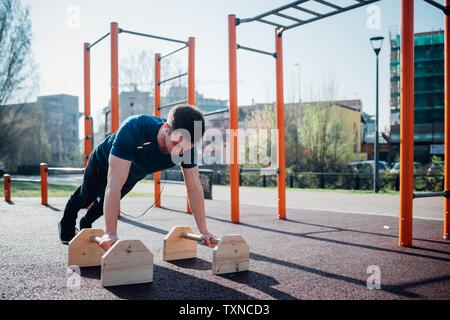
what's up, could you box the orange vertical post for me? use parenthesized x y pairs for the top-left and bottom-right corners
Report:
(154, 53), (161, 207)
(399, 0), (414, 247)
(275, 28), (287, 220)
(83, 43), (91, 167)
(110, 22), (119, 134)
(40, 163), (48, 205)
(444, 0), (449, 240)
(228, 14), (240, 223)
(4, 174), (11, 202)
(186, 37), (196, 214)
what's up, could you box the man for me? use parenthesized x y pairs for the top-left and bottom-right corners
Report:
(58, 104), (216, 251)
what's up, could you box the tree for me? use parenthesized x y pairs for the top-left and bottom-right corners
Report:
(300, 102), (354, 172)
(0, 0), (41, 170)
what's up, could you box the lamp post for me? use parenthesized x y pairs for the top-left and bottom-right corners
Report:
(370, 36), (384, 193)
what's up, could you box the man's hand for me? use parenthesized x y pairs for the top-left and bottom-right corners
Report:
(98, 233), (119, 251)
(201, 231), (218, 247)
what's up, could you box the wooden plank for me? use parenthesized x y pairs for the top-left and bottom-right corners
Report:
(68, 229), (105, 267)
(101, 240), (153, 286)
(163, 226), (197, 261)
(212, 234), (249, 275)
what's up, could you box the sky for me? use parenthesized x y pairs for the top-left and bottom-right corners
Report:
(21, 0), (445, 135)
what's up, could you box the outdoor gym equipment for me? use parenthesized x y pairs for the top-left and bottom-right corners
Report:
(227, 0), (449, 246)
(68, 228), (153, 287)
(3, 163), (84, 204)
(163, 226), (249, 275)
(83, 22), (195, 214)
(153, 32), (195, 214)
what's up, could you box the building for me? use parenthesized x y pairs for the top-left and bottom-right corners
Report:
(1, 94), (81, 171)
(389, 30), (444, 163)
(37, 94), (81, 165)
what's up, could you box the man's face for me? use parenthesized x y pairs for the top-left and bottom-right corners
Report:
(164, 125), (194, 156)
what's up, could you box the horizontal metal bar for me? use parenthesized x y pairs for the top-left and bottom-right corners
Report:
(293, 5), (323, 17)
(47, 167), (85, 173)
(273, 12), (304, 24)
(203, 108), (229, 117)
(158, 99), (188, 110)
(159, 44), (189, 60)
(119, 29), (188, 44)
(413, 191), (449, 199)
(237, 44), (277, 58)
(240, 167), (280, 174)
(10, 178), (40, 183)
(87, 32), (110, 50)
(256, 18), (287, 28)
(157, 179), (185, 185)
(283, 0), (381, 32)
(424, 0), (447, 12)
(158, 72), (188, 85)
(314, 0), (344, 12)
(239, 0), (308, 23)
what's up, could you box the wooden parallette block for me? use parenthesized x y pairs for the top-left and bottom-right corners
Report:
(212, 234), (249, 275)
(163, 226), (197, 261)
(163, 226), (250, 275)
(68, 228), (105, 267)
(67, 228), (153, 287)
(101, 239), (154, 287)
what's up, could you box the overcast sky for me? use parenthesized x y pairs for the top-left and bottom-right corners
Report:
(22, 0), (445, 134)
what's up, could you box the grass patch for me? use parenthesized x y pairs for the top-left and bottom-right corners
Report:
(0, 181), (77, 198)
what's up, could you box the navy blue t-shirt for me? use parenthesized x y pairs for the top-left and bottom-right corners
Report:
(95, 115), (197, 181)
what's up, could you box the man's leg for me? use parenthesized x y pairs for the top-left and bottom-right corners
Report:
(58, 153), (107, 243)
(80, 178), (141, 229)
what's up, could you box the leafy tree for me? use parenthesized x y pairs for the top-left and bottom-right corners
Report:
(0, 0), (41, 171)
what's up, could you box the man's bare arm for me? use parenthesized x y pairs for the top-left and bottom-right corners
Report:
(103, 154), (131, 241)
(182, 166), (216, 245)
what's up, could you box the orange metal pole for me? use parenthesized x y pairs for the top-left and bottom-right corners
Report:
(275, 29), (287, 220)
(83, 43), (91, 168)
(110, 22), (119, 134)
(186, 37), (196, 214)
(4, 174), (11, 202)
(444, 0), (449, 240)
(154, 53), (161, 207)
(40, 163), (48, 205)
(399, 0), (414, 247)
(228, 14), (240, 223)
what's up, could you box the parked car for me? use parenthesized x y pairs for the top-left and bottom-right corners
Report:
(349, 162), (373, 174)
(0, 161), (4, 176)
(349, 161), (390, 174)
(427, 161), (444, 175)
(389, 162), (422, 174)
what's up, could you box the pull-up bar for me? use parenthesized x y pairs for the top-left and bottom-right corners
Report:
(240, 167), (280, 174)
(237, 44), (277, 58)
(158, 72), (188, 86)
(86, 32), (110, 50)
(159, 44), (189, 60)
(413, 191), (450, 199)
(203, 107), (229, 117)
(119, 28), (188, 45)
(236, 0), (381, 33)
(158, 99), (188, 111)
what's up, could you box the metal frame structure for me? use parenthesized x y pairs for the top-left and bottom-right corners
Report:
(228, 0), (380, 223)
(84, 22), (195, 214)
(153, 35), (195, 214)
(227, 0), (449, 246)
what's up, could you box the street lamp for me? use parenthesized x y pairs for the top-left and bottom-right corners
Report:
(370, 36), (384, 193)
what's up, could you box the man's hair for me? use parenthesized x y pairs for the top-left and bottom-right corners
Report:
(167, 104), (205, 144)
